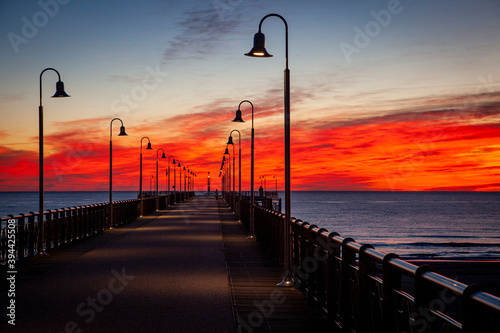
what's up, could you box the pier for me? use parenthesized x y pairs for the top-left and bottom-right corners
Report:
(1, 194), (500, 332)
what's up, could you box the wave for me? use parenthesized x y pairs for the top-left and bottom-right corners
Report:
(403, 242), (500, 248)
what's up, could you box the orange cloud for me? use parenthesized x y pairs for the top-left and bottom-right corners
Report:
(1, 92), (499, 192)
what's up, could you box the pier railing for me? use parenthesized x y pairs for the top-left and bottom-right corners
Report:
(238, 201), (500, 333)
(1, 192), (194, 262)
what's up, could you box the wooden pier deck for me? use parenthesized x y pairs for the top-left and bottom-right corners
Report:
(217, 199), (328, 332)
(0, 196), (327, 332)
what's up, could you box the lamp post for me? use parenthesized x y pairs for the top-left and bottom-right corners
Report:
(224, 146), (231, 205)
(227, 130), (241, 221)
(38, 68), (70, 255)
(185, 168), (189, 197)
(207, 171), (211, 193)
(109, 118), (127, 229)
(156, 148), (166, 211)
(245, 13), (293, 286)
(168, 156), (176, 204)
(221, 156), (226, 196)
(232, 100), (255, 238)
(259, 175), (267, 193)
(193, 172), (196, 193)
(177, 161), (182, 200)
(139, 137), (152, 217)
(181, 164), (186, 201)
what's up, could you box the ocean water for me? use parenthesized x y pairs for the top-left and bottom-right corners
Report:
(287, 191), (500, 260)
(1, 191), (499, 260)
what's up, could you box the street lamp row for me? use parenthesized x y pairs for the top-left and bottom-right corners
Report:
(230, 13), (293, 287)
(38, 69), (196, 252)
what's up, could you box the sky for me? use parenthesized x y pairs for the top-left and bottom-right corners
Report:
(0, 0), (499, 192)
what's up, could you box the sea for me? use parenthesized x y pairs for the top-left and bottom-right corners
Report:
(1, 191), (499, 260)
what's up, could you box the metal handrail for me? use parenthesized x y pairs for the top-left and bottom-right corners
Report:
(234, 201), (500, 332)
(0, 193), (196, 262)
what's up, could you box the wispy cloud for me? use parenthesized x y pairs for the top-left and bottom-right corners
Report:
(161, 1), (260, 61)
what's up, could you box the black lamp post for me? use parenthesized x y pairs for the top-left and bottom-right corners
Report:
(177, 161), (182, 200)
(227, 130), (241, 221)
(232, 100), (255, 239)
(168, 156), (175, 204)
(109, 118), (127, 229)
(140, 137), (152, 216)
(224, 146), (231, 204)
(245, 13), (293, 287)
(38, 68), (70, 255)
(156, 148), (166, 210)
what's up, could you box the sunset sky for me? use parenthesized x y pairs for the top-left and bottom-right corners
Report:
(1, 0), (499, 192)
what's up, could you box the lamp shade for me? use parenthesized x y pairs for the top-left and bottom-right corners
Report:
(146, 142), (152, 150)
(224, 147), (229, 155)
(245, 32), (272, 57)
(118, 125), (127, 136)
(232, 110), (244, 122)
(227, 136), (234, 145)
(172, 158), (176, 164)
(161, 152), (166, 158)
(178, 162), (181, 167)
(52, 81), (70, 98)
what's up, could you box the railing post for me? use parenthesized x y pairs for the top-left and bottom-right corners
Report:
(340, 238), (356, 331)
(75, 206), (84, 239)
(28, 212), (35, 257)
(84, 205), (90, 236)
(18, 214), (25, 260)
(413, 265), (434, 333)
(45, 209), (52, 250)
(382, 253), (402, 333)
(306, 224), (319, 304)
(51, 209), (59, 247)
(462, 284), (489, 333)
(315, 228), (329, 308)
(358, 244), (375, 333)
(326, 232), (341, 328)
(89, 205), (95, 234)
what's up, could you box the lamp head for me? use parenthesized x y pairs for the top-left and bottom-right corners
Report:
(227, 136), (234, 145)
(172, 158), (176, 164)
(161, 152), (166, 159)
(232, 109), (244, 122)
(52, 80), (70, 98)
(146, 142), (153, 150)
(245, 32), (272, 57)
(178, 162), (181, 167)
(224, 147), (229, 155)
(118, 125), (127, 136)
